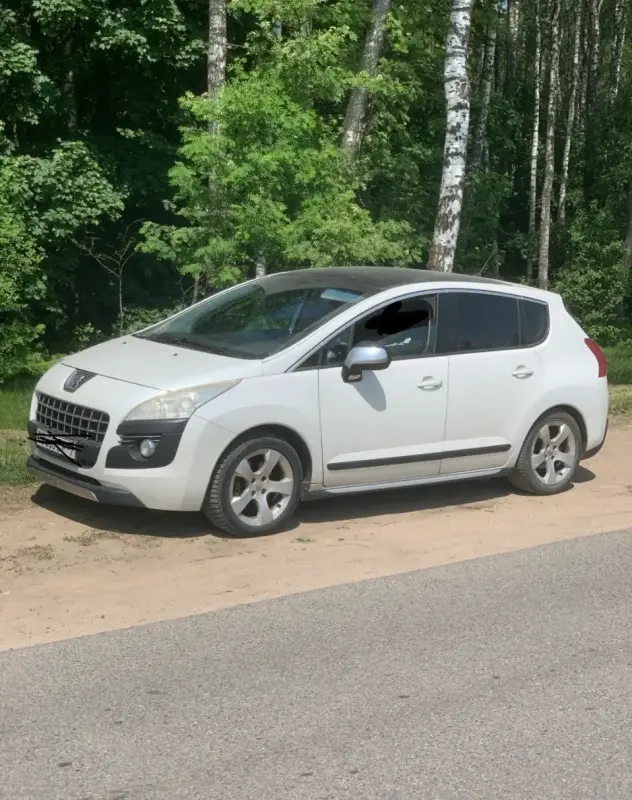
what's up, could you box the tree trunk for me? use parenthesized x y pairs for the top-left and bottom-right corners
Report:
(341, 0), (392, 156)
(118, 275), (124, 337)
(505, 0), (521, 90)
(537, 0), (561, 291)
(208, 0), (227, 99)
(576, 19), (588, 143)
(195, 0), (227, 304)
(558, 2), (583, 225)
(255, 256), (267, 278)
(586, 0), (604, 111)
(625, 179), (632, 270)
(526, 0), (542, 285)
(471, 3), (498, 171)
(427, 0), (475, 273)
(272, 21), (282, 38)
(63, 36), (78, 133)
(612, 0), (626, 100)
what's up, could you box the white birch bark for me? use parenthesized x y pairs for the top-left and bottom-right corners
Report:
(505, 0), (521, 87)
(341, 0), (392, 156)
(193, 0), (227, 305)
(208, 0), (227, 100)
(537, 0), (562, 290)
(587, 0), (604, 110)
(612, 0), (626, 100)
(527, 0), (542, 284)
(427, 0), (475, 273)
(471, 4), (498, 171)
(625, 179), (632, 270)
(558, 1), (583, 225)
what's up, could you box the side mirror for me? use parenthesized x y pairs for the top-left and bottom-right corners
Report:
(341, 344), (391, 383)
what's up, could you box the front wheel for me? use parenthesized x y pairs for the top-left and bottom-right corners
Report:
(202, 435), (303, 537)
(509, 412), (582, 495)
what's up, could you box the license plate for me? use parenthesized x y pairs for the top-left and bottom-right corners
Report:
(36, 428), (78, 463)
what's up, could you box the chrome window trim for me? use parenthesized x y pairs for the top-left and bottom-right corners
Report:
(287, 285), (551, 373)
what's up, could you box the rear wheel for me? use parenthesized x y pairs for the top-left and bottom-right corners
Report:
(509, 412), (582, 495)
(202, 435), (303, 537)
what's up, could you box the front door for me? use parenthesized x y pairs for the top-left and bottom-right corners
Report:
(316, 293), (450, 489)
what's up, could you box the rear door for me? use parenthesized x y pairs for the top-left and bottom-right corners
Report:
(436, 291), (550, 475)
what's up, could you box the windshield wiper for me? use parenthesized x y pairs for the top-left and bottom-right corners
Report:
(145, 333), (231, 356)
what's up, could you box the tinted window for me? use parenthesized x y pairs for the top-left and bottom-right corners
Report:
(437, 292), (520, 354)
(520, 299), (549, 346)
(301, 295), (436, 369)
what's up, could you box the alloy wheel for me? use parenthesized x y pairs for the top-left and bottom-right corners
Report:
(531, 419), (577, 487)
(229, 448), (295, 528)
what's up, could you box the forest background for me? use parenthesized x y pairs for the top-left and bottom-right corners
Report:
(2, 0), (632, 386)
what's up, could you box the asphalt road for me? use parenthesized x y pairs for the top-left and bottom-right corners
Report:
(2, 530), (632, 800)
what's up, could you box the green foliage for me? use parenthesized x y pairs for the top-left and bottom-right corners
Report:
(554, 211), (629, 346)
(142, 71), (418, 283)
(0, 0), (631, 380)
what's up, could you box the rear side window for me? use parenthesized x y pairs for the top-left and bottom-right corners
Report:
(520, 299), (549, 346)
(436, 292), (520, 354)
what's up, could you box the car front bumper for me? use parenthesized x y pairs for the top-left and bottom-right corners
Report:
(27, 456), (146, 507)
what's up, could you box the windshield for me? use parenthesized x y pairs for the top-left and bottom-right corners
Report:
(134, 277), (365, 359)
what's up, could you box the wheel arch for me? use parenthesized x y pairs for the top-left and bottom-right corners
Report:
(212, 424), (314, 487)
(539, 404), (588, 451)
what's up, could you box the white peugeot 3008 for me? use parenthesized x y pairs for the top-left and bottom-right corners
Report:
(28, 267), (609, 537)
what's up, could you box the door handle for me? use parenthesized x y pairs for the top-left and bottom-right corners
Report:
(418, 376), (443, 391)
(512, 366), (534, 379)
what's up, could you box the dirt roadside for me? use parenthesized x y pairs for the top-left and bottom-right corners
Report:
(2, 424), (632, 652)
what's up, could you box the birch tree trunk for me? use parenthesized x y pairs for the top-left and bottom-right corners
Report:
(576, 20), (588, 143)
(505, 0), (521, 89)
(255, 256), (267, 278)
(526, 0), (542, 284)
(612, 0), (626, 100)
(558, 2), (583, 225)
(193, 0), (227, 305)
(341, 0), (391, 157)
(583, 0), (604, 200)
(586, 0), (604, 111)
(471, 4), (498, 171)
(427, 0), (475, 272)
(537, 0), (562, 290)
(208, 0), (227, 100)
(625, 180), (632, 270)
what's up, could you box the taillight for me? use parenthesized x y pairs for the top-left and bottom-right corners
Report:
(585, 338), (607, 378)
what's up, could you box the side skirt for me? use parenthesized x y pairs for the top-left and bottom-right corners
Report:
(303, 467), (507, 501)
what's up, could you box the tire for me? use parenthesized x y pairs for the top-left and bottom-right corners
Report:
(509, 411), (582, 495)
(202, 434), (303, 537)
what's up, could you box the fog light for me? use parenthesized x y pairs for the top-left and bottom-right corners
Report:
(139, 438), (157, 459)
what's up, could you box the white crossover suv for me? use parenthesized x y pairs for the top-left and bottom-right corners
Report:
(27, 267), (609, 537)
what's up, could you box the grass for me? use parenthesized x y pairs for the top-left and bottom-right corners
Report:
(0, 343), (631, 487)
(0, 378), (33, 430)
(0, 379), (36, 487)
(604, 344), (632, 385)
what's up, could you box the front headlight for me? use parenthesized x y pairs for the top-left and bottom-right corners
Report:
(124, 381), (240, 422)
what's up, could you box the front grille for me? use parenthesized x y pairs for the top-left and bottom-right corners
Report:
(36, 393), (110, 443)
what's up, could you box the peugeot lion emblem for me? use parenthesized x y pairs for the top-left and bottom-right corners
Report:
(63, 370), (95, 393)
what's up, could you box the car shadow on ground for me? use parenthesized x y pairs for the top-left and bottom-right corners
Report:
(30, 466), (596, 540)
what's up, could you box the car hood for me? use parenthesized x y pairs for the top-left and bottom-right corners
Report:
(62, 336), (263, 391)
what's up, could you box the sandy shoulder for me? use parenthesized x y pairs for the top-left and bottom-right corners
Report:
(1, 424), (631, 652)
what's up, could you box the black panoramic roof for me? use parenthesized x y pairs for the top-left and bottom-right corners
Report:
(259, 266), (508, 295)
